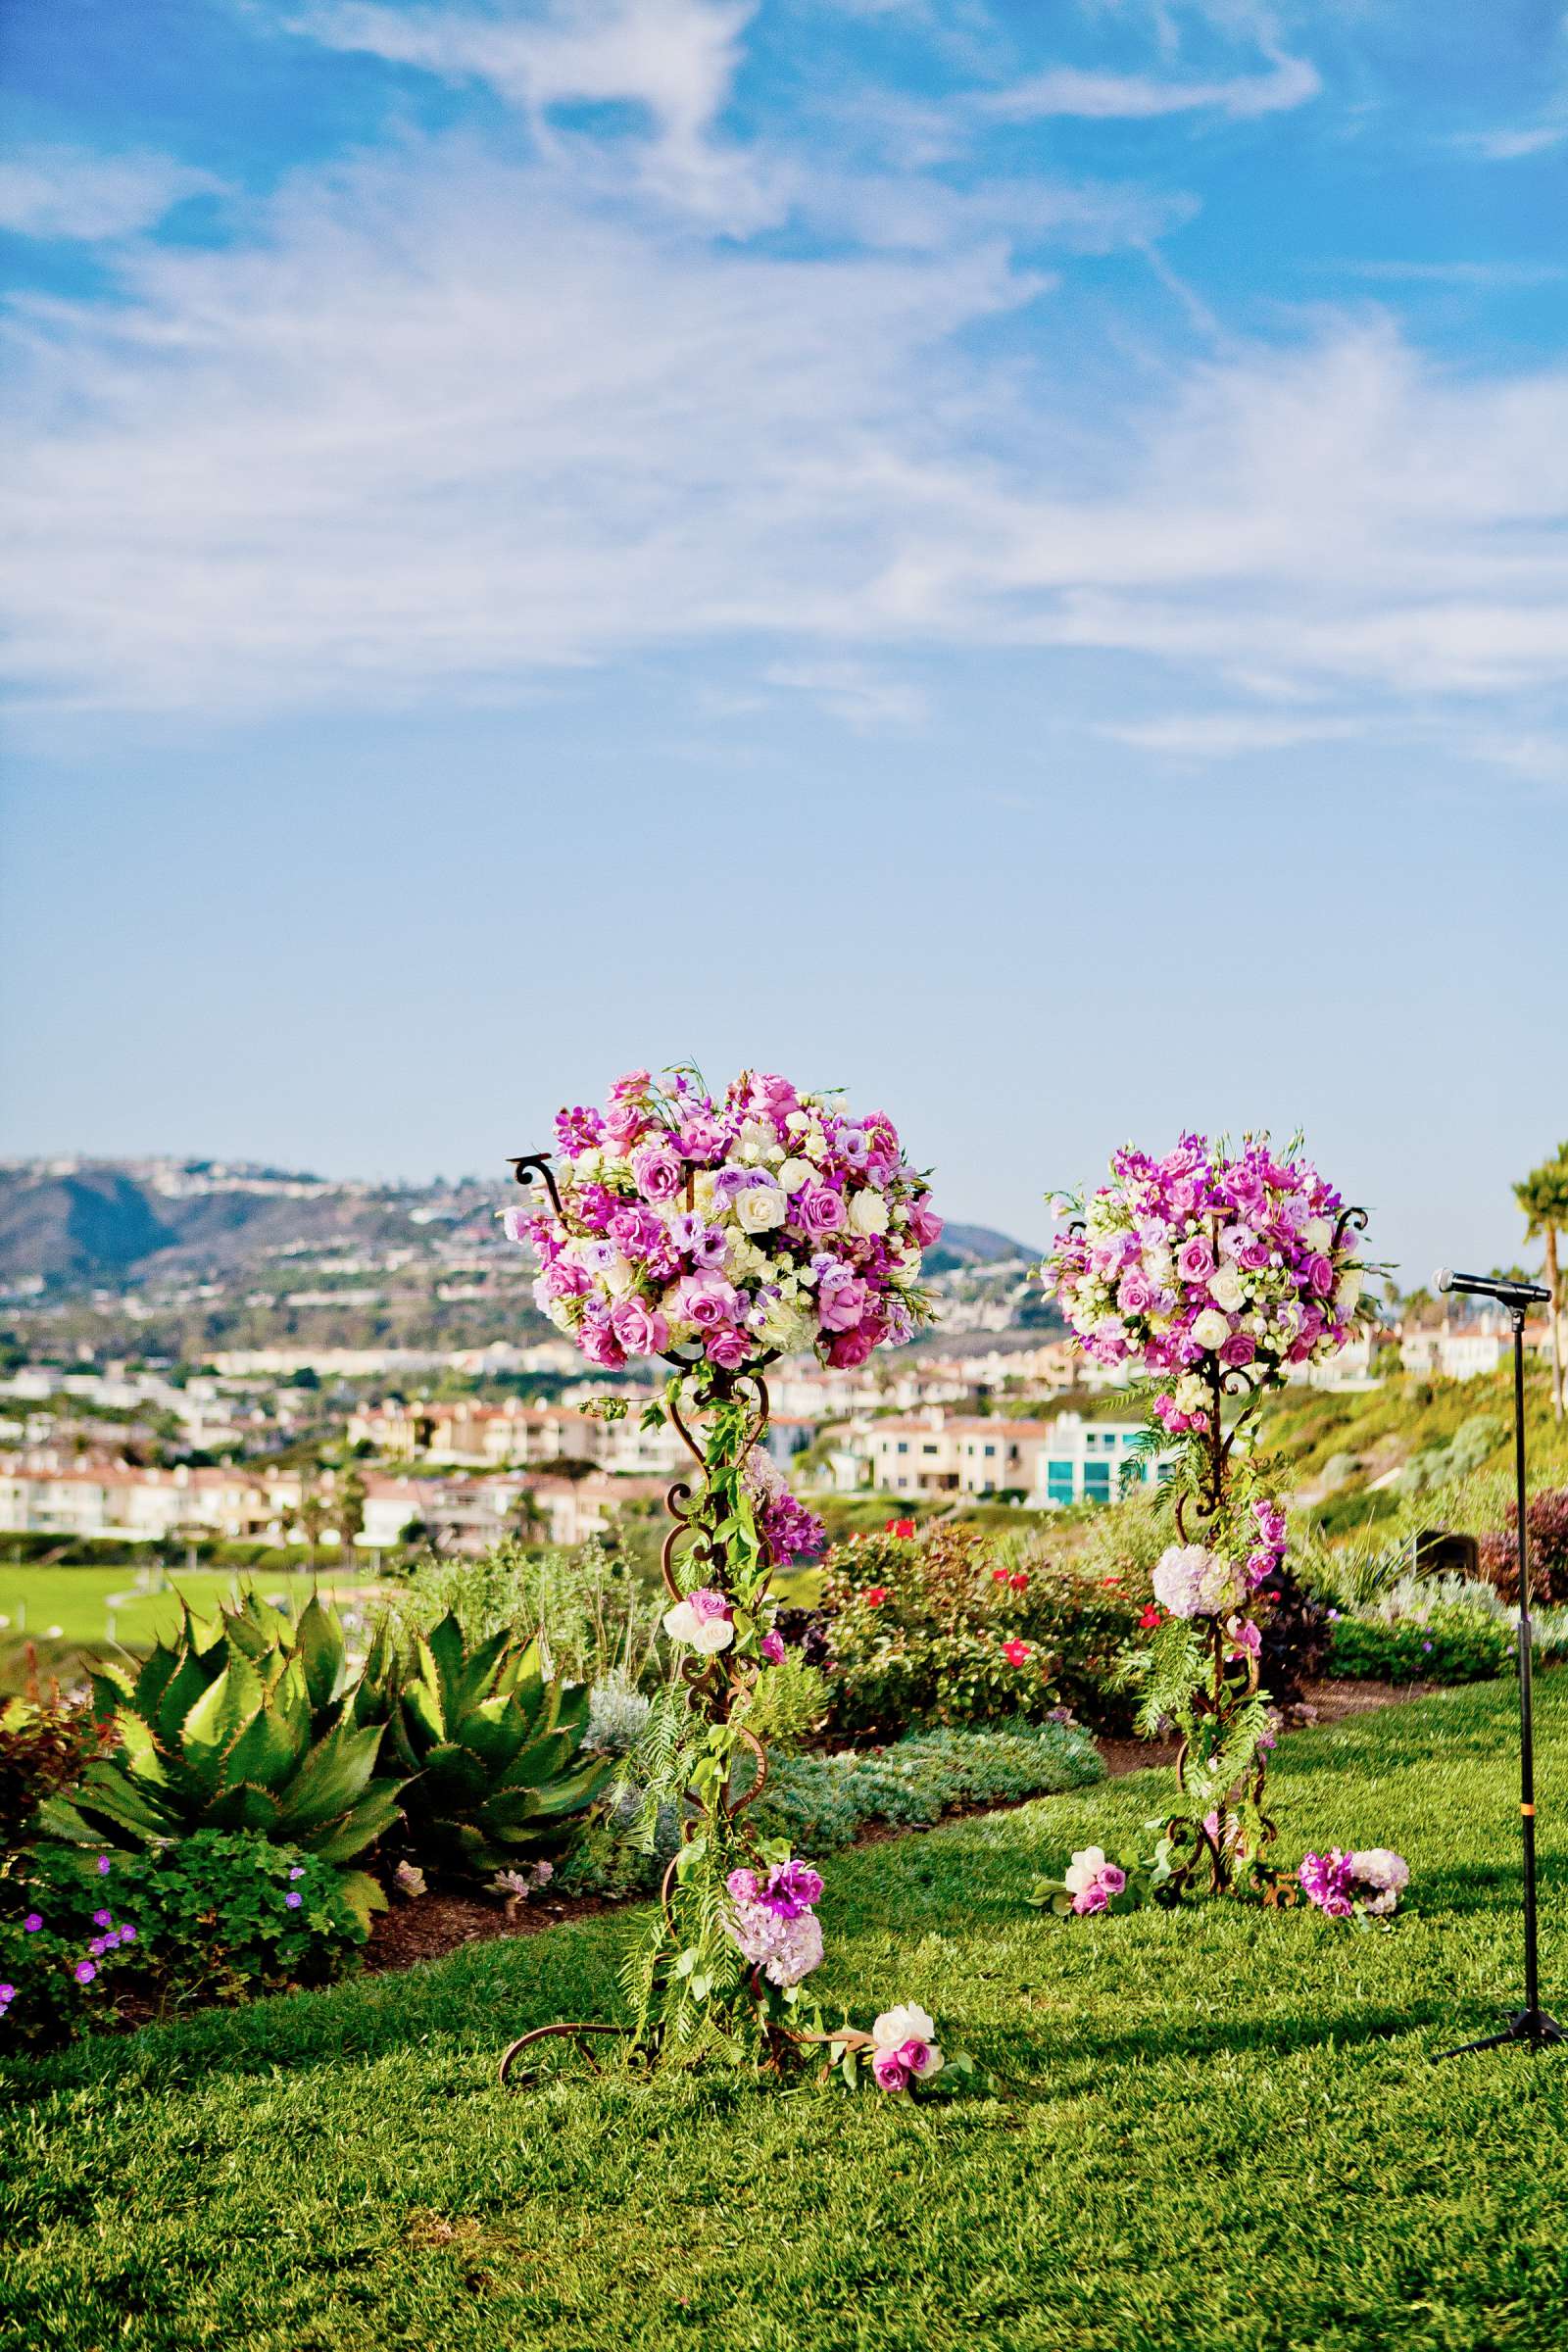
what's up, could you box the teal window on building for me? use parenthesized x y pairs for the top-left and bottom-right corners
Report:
(1083, 1461), (1112, 1501)
(1046, 1460), (1075, 1501)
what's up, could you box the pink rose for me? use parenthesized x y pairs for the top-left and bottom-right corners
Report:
(827, 1327), (875, 1369)
(675, 1275), (740, 1332)
(610, 1298), (670, 1356)
(871, 2046), (910, 2093)
(1306, 1253), (1335, 1297)
(1177, 1236), (1215, 1282)
(677, 1115), (726, 1161)
(603, 1101), (648, 1149)
(817, 1273), (869, 1332)
(796, 1185), (848, 1237)
(1117, 1270), (1154, 1315)
(907, 1199), (943, 1250)
(1220, 1332), (1255, 1368)
(578, 1314), (627, 1370)
(760, 1630), (786, 1664)
(631, 1142), (683, 1203)
(706, 1327), (752, 1371)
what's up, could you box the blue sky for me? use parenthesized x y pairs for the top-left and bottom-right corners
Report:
(2, 0), (1565, 1283)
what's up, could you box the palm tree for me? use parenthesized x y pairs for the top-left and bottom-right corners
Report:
(1515, 1142), (1568, 1421)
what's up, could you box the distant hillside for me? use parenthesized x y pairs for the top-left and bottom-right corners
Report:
(0, 1161), (467, 1284)
(0, 1164), (1042, 1295)
(924, 1222), (1039, 1275)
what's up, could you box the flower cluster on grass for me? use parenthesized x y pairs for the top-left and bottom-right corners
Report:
(1298, 1846), (1409, 1926)
(1041, 1135), (1371, 1429)
(868, 2003), (944, 2093)
(508, 1067), (941, 1374)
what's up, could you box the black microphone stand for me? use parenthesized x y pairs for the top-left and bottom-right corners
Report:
(1436, 1299), (1563, 2058)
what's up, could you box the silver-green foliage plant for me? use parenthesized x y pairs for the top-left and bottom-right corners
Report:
(42, 1595), (404, 1919)
(354, 1612), (612, 1877)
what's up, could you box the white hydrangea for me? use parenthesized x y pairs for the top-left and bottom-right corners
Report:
(1152, 1544), (1244, 1620)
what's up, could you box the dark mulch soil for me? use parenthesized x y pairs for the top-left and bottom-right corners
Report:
(362, 1677), (1435, 1980)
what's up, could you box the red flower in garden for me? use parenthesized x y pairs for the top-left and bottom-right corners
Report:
(1102, 1576), (1123, 1588)
(1139, 1605), (1161, 1630)
(991, 1567), (1008, 1584)
(1008, 1571), (1030, 1592)
(1003, 1639), (1033, 1667)
(893, 1519), (915, 1539)
(864, 1587), (889, 1607)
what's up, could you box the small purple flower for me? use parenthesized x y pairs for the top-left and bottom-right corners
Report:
(119, 1924), (137, 1943)
(287, 1866), (306, 1881)
(92, 1909), (113, 1929)
(96, 1856), (112, 1876)
(760, 1630), (786, 1665)
(88, 1937), (107, 1958)
(22, 1914), (42, 1934)
(74, 1961), (97, 1984)
(285, 1890), (303, 1909)
(1422, 1640), (1434, 1652)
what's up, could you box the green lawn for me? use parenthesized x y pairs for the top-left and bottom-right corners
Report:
(4, 1681), (1568, 2351)
(0, 1564), (374, 1651)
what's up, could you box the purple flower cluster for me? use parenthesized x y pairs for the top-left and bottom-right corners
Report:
(743, 1445), (825, 1569)
(1298, 1846), (1409, 1920)
(1043, 1135), (1368, 1427)
(724, 1856), (827, 1985)
(508, 1068), (941, 1378)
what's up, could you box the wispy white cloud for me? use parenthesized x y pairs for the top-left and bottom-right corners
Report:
(1455, 123), (1568, 163)
(765, 658), (927, 727)
(290, 0), (763, 219)
(0, 145), (220, 241)
(977, 50), (1319, 123)
(1098, 711), (1358, 755)
(1331, 259), (1566, 287)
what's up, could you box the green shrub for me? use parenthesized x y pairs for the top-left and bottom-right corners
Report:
(0, 1697), (114, 1860)
(354, 1613), (610, 1879)
(1327, 1600), (1512, 1684)
(816, 1526), (1140, 1736)
(558, 1719), (1105, 1896)
(41, 1595), (405, 1890)
(1, 1832), (370, 2050)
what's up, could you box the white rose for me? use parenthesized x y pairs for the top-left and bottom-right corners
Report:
(662, 1599), (733, 1654)
(848, 1189), (890, 1237)
(1336, 1270), (1363, 1312)
(784, 1110), (809, 1132)
(602, 1252), (637, 1298)
(871, 2002), (938, 2050)
(735, 1182), (787, 1235)
(692, 1172), (719, 1215)
(1062, 1849), (1109, 1897)
(1208, 1266), (1245, 1313)
(1303, 1217), (1332, 1251)
(1192, 1307), (1232, 1351)
(777, 1157), (814, 1194)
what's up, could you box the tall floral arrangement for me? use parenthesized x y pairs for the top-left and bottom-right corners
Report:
(1040, 1133), (1376, 1892)
(500, 1069), (965, 2088)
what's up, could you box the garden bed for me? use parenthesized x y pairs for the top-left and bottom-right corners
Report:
(358, 1678), (1433, 1981)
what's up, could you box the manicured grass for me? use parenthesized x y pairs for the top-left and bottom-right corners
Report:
(4, 1682), (1568, 2351)
(0, 1564), (372, 1651)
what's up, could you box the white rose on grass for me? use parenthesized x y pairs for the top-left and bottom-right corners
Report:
(848, 1189), (890, 1237)
(1208, 1266), (1245, 1313)
(871, 2003), (939, 2052)
(1062, 1848), (1111, 1898)
(735, 1182), (787, 1235)
(777, 1157), (814, 1194)
(1191, 1307), (1232, 1351)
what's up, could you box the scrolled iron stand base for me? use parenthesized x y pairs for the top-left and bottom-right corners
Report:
(497, 1149), (795, 2089)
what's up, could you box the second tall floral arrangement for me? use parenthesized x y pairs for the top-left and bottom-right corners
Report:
(1041, 1133), (1375, 1893)
(500, 1067), (959, 2087)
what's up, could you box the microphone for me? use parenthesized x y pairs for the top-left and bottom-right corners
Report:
(1435, 1267), (1551, 1306)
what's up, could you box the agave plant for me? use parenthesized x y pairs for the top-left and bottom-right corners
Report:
(355, 1612), (611, 1878)
(41, 1596), (406, 1922)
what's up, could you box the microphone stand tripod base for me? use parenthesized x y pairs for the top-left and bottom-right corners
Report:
(1436, 2007), (1566, 2061)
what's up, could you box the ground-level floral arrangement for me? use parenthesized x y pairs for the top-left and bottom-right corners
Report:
(1030, 1838), (1410, 1929)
